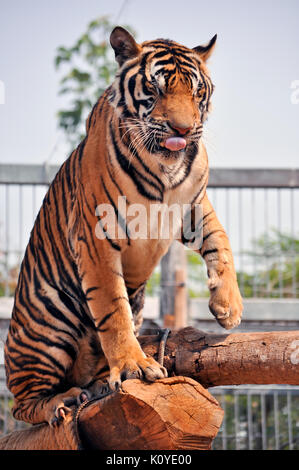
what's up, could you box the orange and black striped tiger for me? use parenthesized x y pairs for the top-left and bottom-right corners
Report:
(5, 27), (243, 426)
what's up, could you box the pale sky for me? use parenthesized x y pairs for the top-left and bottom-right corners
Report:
(0, 0), (298, 168)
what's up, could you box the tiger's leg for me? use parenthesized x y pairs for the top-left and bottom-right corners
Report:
(188, 193), (243, 329)
(5, 310), (94, 426)
(83, 286), (146, 397)
(76, 285), (146, 399)
(77, 247), (167, 391)
(11, 386), (89, 426)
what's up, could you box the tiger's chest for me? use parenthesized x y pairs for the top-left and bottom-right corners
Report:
(121, 174), (204, 286)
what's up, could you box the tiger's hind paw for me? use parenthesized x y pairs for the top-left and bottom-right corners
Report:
(49, 387), (91, 427)
(50, 404), (73, 428)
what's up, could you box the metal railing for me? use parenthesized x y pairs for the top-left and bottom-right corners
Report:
(212, 385), (299, 450)
(1, 164), (298, 299)
(207, 168), (299, 299)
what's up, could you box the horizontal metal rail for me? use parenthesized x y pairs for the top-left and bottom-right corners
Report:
(0, 164), (59, 185)
(209, 168), (299, 188)
(1, 164), (299, 188)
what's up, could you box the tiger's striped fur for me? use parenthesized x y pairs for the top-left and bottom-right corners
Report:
(4, 27), (242, 425)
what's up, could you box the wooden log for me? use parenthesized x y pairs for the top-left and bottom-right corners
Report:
(1, 326), (298, 450)
(78, 376), (223, 450)
(0, 415), (78, 450)
(0, 376), (223, 451)
(139, 327), (299, 387)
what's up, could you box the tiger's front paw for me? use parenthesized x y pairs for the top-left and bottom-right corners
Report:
(108, 352), (168, 391)
(208, 269), (243, 330)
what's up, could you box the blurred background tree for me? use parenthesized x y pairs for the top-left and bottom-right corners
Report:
(55, 16), (135, 148)
(240, 229), (299, 298)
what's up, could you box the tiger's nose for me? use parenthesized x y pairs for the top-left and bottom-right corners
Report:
(168, 123), (193, 136)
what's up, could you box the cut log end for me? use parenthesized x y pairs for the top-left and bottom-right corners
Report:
(78, 376), (224, 450)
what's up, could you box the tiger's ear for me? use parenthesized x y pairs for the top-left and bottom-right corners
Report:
(193, 34), (217, 62)
(110, 26), (141, 66)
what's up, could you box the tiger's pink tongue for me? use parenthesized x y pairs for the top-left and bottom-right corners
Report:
(163, 137), (186, 151)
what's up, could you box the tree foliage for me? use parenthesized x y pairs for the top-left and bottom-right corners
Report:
(54, 16), (134, 147)
(240, 229), (299, 298)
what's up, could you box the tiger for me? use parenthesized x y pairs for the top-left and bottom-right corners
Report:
(4, 26), (243, 426)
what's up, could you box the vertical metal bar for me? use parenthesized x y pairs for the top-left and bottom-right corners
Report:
(247, 392), (253, 449)
(251, 189), (257, 297)
(221, 392), (227, 450)
(234, 391), (240, 450)
(4, 184), (9, 296)
(213, 188), (217, 212)
(274, 391), (279, 450)
(287, 391), (293, 450)
(290, 189), (296, 298)
(225, 188), (230, 239)
(264, 189), (270, 297)
(32, 185), (37, 222)
(19, 185), (23, 262)
(277, 189), (283, 298)
(261, 393), (267, 450)
(239, 189), (244, 295)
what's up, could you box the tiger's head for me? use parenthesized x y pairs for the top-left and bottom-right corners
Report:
(109, 27), (216, 162)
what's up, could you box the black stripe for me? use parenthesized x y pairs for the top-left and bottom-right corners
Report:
(79, 210), (98, 265)
(33, 271), (82, 337)
(190, 167), (209, 205)
(96, 308), (118, 332)
(8, 336), (66, 374)
(118, 63), (136, 116)
(152, 50), (171, 59)
(154, 58), (175, 68)
(125, 130), (165, 192)
(110, 123), (163, 201)
(170, 142), (199, 189)
(101, 176), (131, 244)
(202, 248), (218, 258)
(17, 283), (78, 345)
(42, 201), (82, 298)
(6, 344), (61, 375)
(93, 194), (121, 252)
(202, 229), (225, 243)
(106, 152), (129, 201)
(85, 286), (99, 295)
(182, 207), (215, 248)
